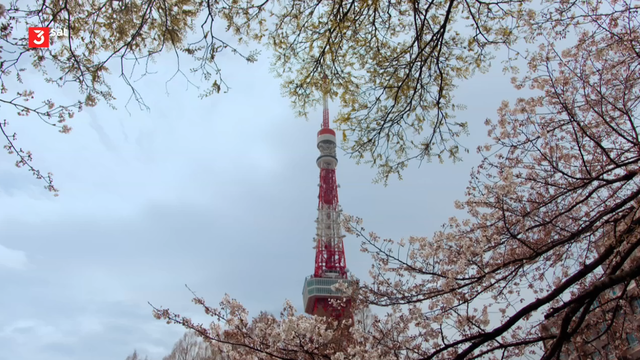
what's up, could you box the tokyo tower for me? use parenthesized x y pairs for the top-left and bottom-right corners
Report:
(301, 75), (353, 320)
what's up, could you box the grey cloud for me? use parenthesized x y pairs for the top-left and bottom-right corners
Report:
(0, 244), (29, 270)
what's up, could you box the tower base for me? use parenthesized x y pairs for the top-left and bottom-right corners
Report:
(302, 275), (353, 319)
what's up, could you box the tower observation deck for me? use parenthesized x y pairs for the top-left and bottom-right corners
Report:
(302, 75), (353, 320)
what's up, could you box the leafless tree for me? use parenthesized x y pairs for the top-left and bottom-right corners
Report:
(125, 349), (149, 360)
(164, 331), (227, 360)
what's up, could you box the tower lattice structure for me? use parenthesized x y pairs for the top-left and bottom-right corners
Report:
(302, 75), (353, 320)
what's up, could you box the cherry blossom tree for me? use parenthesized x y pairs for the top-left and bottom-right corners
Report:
(151, 1), (640, 359)
(345, 2), (640, 357)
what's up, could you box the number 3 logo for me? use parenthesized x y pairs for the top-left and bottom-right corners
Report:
(33, 29), (45, 44)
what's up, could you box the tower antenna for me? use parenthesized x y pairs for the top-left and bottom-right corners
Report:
(322, 74), (330, 129)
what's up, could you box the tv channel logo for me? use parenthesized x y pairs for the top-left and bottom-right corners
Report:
(28, 27), (69, 48)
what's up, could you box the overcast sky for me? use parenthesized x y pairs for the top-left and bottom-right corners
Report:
(0, 24), (519, 360)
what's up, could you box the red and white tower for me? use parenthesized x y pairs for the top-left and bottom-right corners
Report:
(302, 75), (352, 320)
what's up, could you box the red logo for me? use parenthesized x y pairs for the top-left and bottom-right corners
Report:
(28, 27), (49, 48)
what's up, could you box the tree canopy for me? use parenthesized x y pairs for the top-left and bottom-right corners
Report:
(2, 0), (585, 191)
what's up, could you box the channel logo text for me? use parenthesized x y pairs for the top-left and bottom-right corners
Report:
(28, 27), (69, 48)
